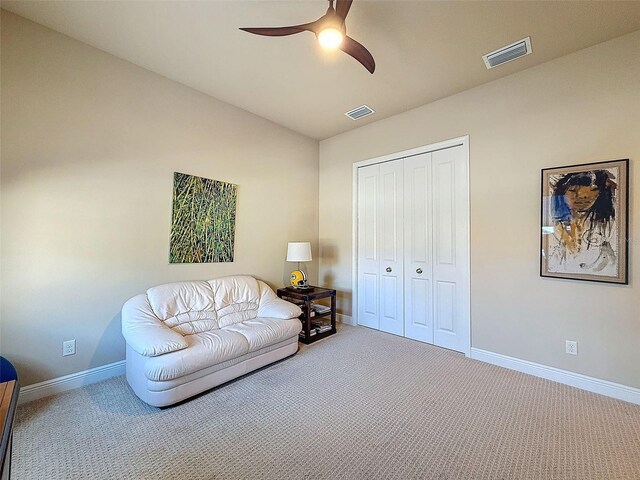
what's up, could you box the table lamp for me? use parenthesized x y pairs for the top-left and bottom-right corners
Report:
(286, 242), (312, 290)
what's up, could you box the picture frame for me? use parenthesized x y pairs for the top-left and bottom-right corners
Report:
(169, 172), (238, 264)
(540, 159), (629, 284)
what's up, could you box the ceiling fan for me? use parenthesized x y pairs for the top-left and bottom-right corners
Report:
(240, 0), (375, 74)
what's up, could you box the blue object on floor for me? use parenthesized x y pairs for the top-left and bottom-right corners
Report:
(0, 357), (17, 383)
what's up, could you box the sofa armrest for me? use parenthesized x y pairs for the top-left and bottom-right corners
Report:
(257, 282), (302, 319)
(121, 294), (188, 357)
(258, 297), (302, 319)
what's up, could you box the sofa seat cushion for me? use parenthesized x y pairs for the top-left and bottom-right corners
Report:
(223, 318), (302, 353)
(144, 329), (249, 382)
(144, 336), (298, 392)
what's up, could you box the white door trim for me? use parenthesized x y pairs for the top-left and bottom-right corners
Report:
(352, 135), (471, 356)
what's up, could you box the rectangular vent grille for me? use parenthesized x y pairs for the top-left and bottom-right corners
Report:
(483, 37), (532, 69)
(345, 105), (375, 120)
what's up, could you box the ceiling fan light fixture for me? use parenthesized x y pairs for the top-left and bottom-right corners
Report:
(317, 28), (344, 49)
(240, 0), (375, 73)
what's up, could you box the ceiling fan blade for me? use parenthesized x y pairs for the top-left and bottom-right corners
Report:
(340, 35), (375, 74)
(335, 0), (353, 20)
(239, 24), (313, 37)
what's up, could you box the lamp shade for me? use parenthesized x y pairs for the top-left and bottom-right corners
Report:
(286, 242), (312, 262)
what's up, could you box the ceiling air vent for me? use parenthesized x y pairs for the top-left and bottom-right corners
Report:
(345, 105), (375, 121)
(483, 37), (532, 69)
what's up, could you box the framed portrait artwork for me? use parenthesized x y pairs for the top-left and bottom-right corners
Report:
(540, 159), (629, 284)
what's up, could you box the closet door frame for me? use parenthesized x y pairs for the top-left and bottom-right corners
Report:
(351, 135), (471, 357)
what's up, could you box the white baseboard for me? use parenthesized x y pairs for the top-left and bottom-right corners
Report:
(337, 313), (355, 326)
(19, 360), (126, 405)
(471, 348), (640, 405)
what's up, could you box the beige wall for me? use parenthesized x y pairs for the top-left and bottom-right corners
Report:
(0, 11), (319, 386)
(319, 31), (640, 388)
(2, 9), (638, 392)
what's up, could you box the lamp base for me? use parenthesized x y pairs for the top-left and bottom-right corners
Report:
(286, 285), (314, 293)
(293, 285), (313, 292)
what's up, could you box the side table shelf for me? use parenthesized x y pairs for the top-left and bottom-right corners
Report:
(276, 286), (337, 344)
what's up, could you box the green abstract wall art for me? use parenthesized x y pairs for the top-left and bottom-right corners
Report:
(169, 172), (237, 263)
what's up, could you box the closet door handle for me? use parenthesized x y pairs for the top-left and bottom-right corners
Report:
(416, 268), (423, 274)
(386, 267), (392, 273)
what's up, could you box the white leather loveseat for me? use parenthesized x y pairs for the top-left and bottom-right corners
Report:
(121, 275), (302, 407)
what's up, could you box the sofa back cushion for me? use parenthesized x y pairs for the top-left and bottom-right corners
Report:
(208, 276), (260, 328)
(146, 281), (218, 335)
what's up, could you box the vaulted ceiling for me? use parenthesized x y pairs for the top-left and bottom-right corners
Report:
(3, 1), (640, 139)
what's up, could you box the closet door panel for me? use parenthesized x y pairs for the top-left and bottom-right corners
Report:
(357, 164), (380, 329)
(378, 160), (404, 336)
(408, 277), (430, 325)
(435, 281), (456, 333)
(403, 153), (434, 343)
(432, 146), (469, 353)
(434, 161), (455, 266)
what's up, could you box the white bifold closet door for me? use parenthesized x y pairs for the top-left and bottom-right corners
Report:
(430, 147), (469, 352)
(403, 153), (434, 343)
(356, 164), (380, 330)
(357, 159), (404, 335)
(357, 145), (469, 354)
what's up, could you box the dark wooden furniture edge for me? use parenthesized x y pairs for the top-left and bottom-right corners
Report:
(0, 379), (19, 480)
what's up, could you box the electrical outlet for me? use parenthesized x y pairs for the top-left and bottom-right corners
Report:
(62, 339), (76, 357)
(565, 340), (578, 356)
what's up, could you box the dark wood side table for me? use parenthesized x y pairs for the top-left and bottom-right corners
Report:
(277, 286), (337, 344)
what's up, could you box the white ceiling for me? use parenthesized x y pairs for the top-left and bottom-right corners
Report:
(3, 1), (640, 140)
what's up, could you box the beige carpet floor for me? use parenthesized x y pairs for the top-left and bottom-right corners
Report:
(13, 324), (640, 479)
